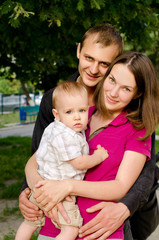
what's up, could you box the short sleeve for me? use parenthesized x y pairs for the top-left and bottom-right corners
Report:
(126, 129), (151, 160)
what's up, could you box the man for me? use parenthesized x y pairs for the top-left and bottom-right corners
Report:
(19, 23), (157, 240)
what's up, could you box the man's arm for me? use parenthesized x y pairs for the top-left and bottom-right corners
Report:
(21, 177), (28, 192)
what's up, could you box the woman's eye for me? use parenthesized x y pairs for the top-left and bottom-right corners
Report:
(109, 77), (115, 83)
(124, 87), (131, 92)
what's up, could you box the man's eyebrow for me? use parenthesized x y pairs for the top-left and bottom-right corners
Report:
(84, 53), (93, 57)
(84, 53), (111, 66)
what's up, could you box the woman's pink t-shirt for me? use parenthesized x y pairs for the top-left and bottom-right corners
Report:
(39, 107), (151, 239)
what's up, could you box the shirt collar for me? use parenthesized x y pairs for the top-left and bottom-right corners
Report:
(88, 106), (128, 127)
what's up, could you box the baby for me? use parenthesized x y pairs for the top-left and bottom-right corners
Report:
(15, 81), (108, 240)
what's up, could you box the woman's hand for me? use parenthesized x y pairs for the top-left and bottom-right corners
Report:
(79, 202), (130, 240)
(48, 198), (72, 227)
(19, 188), (44, 221)
(33, 179), (72, 212)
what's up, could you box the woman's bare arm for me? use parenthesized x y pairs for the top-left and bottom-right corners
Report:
(25, 152), (43, 189)
(72, 151), (146, 201)
(34, 151), (146, 211)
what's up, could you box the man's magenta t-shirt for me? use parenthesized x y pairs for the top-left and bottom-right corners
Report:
(39, 106), (151, 239)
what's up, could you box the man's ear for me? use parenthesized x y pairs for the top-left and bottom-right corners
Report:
(52, 109), (59, 120)
(77, 43), (81, 59)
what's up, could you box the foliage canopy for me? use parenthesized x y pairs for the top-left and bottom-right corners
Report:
(0, 0), (159, 92)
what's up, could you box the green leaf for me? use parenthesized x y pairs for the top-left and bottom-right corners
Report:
(1, 0), (15, 14)
(9, 18), (20, 28)
(77, 0), (85, 11)
(91, 0), (101, 9)
(55, 19), (61, 27)
(0, 0), (159, 92)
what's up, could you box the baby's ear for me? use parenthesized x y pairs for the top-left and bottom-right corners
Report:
(52, 109), (59, 120)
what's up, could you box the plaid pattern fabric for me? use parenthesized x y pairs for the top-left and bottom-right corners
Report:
(37, 119), (89, 180)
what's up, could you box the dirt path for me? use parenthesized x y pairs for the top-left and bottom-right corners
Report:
(0, 199), (23, 239)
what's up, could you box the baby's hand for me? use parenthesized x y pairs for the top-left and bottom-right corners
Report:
(94, 145), (109, 162)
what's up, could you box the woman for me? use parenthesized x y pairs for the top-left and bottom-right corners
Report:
(25, 51), (159, 240)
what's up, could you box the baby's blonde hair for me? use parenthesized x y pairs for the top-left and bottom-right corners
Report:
(53, 81), (88, 108)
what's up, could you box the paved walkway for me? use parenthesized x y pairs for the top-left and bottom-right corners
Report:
(0, 122), (35, 138)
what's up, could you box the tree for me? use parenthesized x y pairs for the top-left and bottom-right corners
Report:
(0, 0), (159, 93)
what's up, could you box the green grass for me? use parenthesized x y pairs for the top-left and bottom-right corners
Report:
(156, 124), (159, 135)
(0, 111), (37, 128)
(156, 141), (159, 154)
(0, 136), (40, 239)
(0, 202), (39, 240)
(0, 136), (32, 199)
(3, 232), (39, 240)
(0, 112), (19, 128)
(3, 230), (39, 240)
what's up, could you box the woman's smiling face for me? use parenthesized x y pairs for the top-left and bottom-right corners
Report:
(103, 63), (138, 116)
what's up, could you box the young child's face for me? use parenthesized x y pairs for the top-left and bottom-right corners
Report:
(54, 91), (89, 132)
